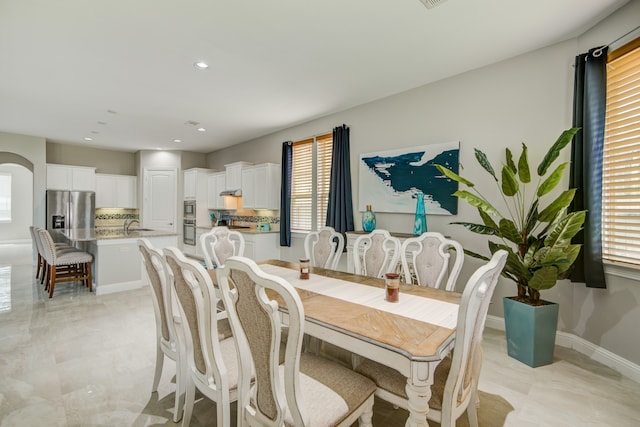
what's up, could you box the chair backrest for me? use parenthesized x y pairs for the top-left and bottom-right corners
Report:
(200, 226), (245, 269)
(37, 228), (56, 264)
(400, 232), (464, 290)
(164, 247), (230, 388)
(352, 230), (401, 278)
(303, 226), (344, 270)
(444, 250), (507, 414)
(217, 256), (308, 427)
(138, 238), (178, 349)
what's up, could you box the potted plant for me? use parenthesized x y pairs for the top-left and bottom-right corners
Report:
(435, 128), (585, 367)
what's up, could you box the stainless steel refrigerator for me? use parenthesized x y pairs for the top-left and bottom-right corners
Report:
(46, 190), (95, 233)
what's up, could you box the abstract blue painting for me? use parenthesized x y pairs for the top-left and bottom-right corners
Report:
(358, 141), (460, 215)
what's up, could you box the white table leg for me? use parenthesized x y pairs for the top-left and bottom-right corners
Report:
(404, 361), (436, 427)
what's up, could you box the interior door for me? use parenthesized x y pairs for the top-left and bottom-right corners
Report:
(143, 169), (177, 232)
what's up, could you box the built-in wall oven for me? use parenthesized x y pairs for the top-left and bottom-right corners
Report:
(184, 200), (196, 218)
(183, 218), (196, 246)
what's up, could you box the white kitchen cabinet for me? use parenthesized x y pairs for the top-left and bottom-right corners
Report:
(96, 174), (137, 208)
(241, 163), (280, 210)
(241, 232), (280, 262)
(184, 168), (211, 200)
(207, 172), (226, 209)
(224, 161), (253, 191)
(47, 164), (96, 191)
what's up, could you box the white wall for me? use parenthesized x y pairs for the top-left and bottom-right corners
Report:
(206, 1), (640, 366)
(0, 164), (33, 241)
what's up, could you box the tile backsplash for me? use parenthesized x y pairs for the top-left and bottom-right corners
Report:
(95, 208), (139, 227)
(210, 209), (280, 230)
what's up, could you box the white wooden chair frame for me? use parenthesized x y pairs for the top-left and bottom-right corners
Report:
(217, 256), (375, 427)
(352, 230), (401, 278)
(400, 232), (464, 290)
(304, 226), (344, 270)
(164, 247), (239, 427)
(199, 226), (245, 269)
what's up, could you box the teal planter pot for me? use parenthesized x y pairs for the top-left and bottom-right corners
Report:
(503, 297), (559, 368)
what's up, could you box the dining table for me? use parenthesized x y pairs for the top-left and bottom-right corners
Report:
(209, 259), (461, 427)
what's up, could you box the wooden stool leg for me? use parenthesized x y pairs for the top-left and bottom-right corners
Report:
(36, 254), (41, 279)
(49, 265), (56, 298)
(86, 262), (93, 292)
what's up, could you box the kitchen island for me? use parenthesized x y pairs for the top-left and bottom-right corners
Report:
(59, 227), (178, 295)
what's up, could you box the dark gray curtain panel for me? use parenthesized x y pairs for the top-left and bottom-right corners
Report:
(326, 125), (354, 240)
(280, 141), (293, 247)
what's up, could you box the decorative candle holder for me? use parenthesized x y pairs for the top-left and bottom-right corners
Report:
(299, 258), (310, 280)
(385, 272), (400, 302)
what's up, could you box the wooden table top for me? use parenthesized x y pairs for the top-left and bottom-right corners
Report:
(210, 259), (461, 360)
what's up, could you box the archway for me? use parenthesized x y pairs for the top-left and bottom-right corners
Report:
(0, 152), (34, 242)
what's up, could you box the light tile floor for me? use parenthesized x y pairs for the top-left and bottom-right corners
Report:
(1, 243), (639, 426)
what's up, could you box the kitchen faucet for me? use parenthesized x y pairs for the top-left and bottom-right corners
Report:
(124, 219), (140, 233)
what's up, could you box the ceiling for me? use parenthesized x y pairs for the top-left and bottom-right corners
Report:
(0, 0), (628, 154)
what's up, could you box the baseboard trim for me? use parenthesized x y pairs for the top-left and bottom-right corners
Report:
(486, 315), (640, 384)
(95, 280), (144, 296)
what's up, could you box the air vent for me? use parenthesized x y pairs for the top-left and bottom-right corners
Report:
(184, 120), (200, 126)
(419, 0), (447, 9)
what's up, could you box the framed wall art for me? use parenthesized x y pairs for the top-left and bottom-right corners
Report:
(358, 141), (460, 215)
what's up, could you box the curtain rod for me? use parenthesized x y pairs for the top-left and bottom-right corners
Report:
(593, 24), (640, 57)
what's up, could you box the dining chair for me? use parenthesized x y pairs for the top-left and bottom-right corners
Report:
(199, 226), (245, 269)
(138, 239), (186, 422)
(352, 229), (401, 278)
(163, 247), (240, 427)
(304, 226), (344, 270)
(31, 226), (75, 285)
(216, 256), (376, 427)
(353, 250), (508, 427)
(37, 228), (93, 298)
(400, 232), (464, 290)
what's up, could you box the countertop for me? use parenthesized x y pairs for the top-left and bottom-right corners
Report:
(59, 227), (178, 242)
(196, 226), (279, 235)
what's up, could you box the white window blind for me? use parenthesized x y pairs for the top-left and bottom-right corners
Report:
(290, 133), (333, 232)
(0, 173), (11, 222)
(603, 37), (640, 265)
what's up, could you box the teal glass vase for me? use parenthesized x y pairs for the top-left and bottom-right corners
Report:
(362, 204), (376, 232)
(413, 192), (427, 236)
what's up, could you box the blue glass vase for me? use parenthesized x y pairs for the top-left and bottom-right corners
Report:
(362, 204), (376, 232)
(413, 192), (427, 236)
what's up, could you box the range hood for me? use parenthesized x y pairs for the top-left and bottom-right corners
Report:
(220, 189), (242, 196)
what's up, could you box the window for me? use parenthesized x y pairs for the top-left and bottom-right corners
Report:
(602, 37), (640, 265)
(0, 173), (11, 222)
(290, 133), (333, 232)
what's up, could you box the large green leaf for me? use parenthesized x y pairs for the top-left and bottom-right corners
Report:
(474, 148), (498, 181)
(501, 165), (519, 196)
(479, 208), (499, 230)
(538, 189), (577, 222)
(499, 218), (524, 244)
(524, 199), (539, 235)
(505, 148), (517, 174)
(489, 241), (530, 280)
(518, 143), (531, 183)
(537, 128), (579, 176)
(453, 190), (500, 216)
(523, 239), (543, 267)
(537, 162), (569, 197)
(451, 221), (500, 236)
(433, 164), (475, 187)
(541, 245), (582, 272)
(528, 266), (559, 291)
(544, 211), (586, 247)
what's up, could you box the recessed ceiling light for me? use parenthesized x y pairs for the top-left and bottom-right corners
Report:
(84, 137), (93, 141)
(173, 139), (182, 143)
(194, 61), (209, 70)
(197, 127), (206, 132)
